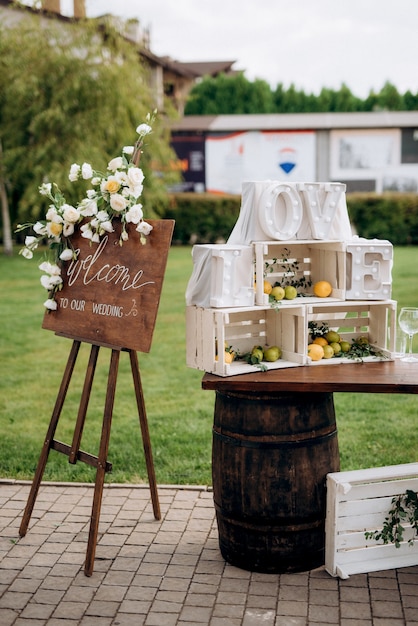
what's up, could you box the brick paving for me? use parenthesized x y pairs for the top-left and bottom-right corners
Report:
(0, 480), (417, 626)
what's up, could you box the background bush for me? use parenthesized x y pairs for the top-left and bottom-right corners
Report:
(166, 193), (241, 244)
(165, 192), (418, 245)
(347, 193), (418, 244)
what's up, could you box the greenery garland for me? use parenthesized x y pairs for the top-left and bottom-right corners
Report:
(365, 490), (418, 548)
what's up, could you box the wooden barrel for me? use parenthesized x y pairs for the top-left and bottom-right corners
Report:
(212, 389), (340, 573)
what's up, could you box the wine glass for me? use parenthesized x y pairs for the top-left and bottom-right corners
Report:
(398, 307), (418, 363)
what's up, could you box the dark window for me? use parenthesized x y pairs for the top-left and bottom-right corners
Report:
(401, 128), (418, 163)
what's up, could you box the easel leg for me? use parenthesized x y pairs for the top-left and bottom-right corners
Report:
(129, 350), (161, 520)
(84, 349), (120, 577)
(69, 344), (100, 464)
(19, 340), (81, 537)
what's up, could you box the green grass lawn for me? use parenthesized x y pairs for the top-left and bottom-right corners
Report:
(0, 244), (417, 485)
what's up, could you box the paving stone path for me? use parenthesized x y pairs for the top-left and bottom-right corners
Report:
(0, 481), (417, 625)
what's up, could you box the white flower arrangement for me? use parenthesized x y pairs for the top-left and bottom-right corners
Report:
(17, 113), (156, 310)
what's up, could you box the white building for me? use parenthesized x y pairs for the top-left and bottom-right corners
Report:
(171, 111), (418, 194)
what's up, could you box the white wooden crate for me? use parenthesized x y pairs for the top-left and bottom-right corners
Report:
(325, 463), (418, 579)
(186, 244), (255, 309)
(254, 240), (346, 306)
(306, 300), (397, 364)
(345, 238), (393, 300)
(186, 305), (305, 377)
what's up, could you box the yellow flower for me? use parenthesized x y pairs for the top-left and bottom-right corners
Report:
(49, 221), (63, 237)
(103, 178), (120, 194)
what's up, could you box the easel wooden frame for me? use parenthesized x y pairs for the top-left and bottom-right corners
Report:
(19, 219), (174, 577)
(19, 336), (161, 577)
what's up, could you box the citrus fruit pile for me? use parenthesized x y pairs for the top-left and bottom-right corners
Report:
(307, 330), (352, 361)
(264, 281), (297, 301)
(264, 279), (333, 303)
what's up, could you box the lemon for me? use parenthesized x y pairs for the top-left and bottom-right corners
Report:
(263, 280), (272, 295)
(330, 342), (342, 355)
(340, 341), (351, 353)
(263, 346), (281, 362)
(271, 285), (285, 301)
(307, 343), (324, 361)
(357, 336), (369, 345)
(323, 344), (335, 359)
(325, 330), (340, 344)
(313, 280), (333, 298)
(215, 351), (235, 363)
(284, 285), (297, 300)
(313, 337), (328, 347)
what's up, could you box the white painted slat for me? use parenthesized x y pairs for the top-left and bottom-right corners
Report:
(325, 464), (418, 578)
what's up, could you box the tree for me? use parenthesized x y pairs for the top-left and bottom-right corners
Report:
(185, 73), (274, 115)
(0, 14), (179, 252)
(377, 81), (403, 111)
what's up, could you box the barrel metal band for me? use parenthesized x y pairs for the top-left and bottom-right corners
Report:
(214, 501), (324, 532)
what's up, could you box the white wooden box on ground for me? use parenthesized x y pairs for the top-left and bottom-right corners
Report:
(325, 463), (418, 579)
(306, 300), (397, 364)
(186, 305), (305, 377)
(254, 240), (346, 306)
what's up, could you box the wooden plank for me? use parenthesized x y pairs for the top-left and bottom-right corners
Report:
(202, 360), (418, 393)
(43, 219), (174, 353)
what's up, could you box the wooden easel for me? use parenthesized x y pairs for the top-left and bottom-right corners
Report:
(19, 338), (161, 577)
(19, 219), (174, 576)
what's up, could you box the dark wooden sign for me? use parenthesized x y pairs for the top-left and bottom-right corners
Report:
(43, 219), (175, 352)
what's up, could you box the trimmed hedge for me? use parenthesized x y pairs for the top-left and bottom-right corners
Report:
(165, 192), (418, 246)
(165, 193), (241, 244)
(346, 193), (418, 245)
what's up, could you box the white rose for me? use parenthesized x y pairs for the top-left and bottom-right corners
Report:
(127, 167), (144, 188)
(81, 228), (93, 241)
(33, 222), (47, 235)
(62, 204), (80, 224)
(39, 183), (52, 196)
(63, 223), (75, 237)
(46, 206), (58, 221)
(136, 221), (153, 236)
(123, 146), (134, 155)
(48, 263), (61, 276)
(60, 248), (75, 261)
(136, 123), (152, 136)
(39, 261), (61, 276)
(100, 220), (114, 233)
(21, 248), (33, 259)
(81, 162), (93, 179)
(110, 193), (128, 212)
(40, 274), (62, 290)
(44, 298), (58, 310)
(91, 176), (101, 186)
(125, 204), (143, 224)
(69, 163), (80, 182)
(108, 156), (123, 171)
(25, 235), (38, 248)
(96, 210), (111, 222)
(79, 198), (98, 217)
(86, 189), (97, 199)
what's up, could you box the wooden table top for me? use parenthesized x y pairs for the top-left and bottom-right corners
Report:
(202, 359), (418, 394)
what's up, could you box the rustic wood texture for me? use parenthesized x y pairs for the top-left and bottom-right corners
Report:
(202, 360), (418, 394)
(212, 389), (340, 573)
(42, 219), (174, 352)
(20, 341), (161, 577)
(204, 359), (418, 573)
